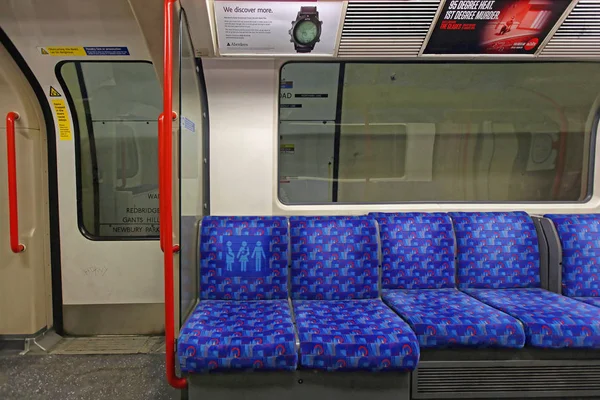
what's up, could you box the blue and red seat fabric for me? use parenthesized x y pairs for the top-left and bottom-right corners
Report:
(545, 214), (600, 308)
(198, 216), (289, 300)
(289, 216), (420, 371)
(373, 213), (526, 349)
(463, 288), (600, 348)
(178, 212), (600, 374)
(451, 212), (600, 348)
(292, 299), (419, 371)
(178, 217), (297, 373)
(178, 300), (297, 372)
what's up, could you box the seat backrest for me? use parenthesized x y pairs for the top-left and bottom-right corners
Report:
(372, 213), (455, 290)
(199, 216), (289, 300)
(449, 211), (540, 289)
(545, 214), (600, 297)
(289, 216), (379, 300)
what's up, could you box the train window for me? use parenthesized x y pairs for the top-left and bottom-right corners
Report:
(279, 62), (598, 204)
(58, 61), (161, 239)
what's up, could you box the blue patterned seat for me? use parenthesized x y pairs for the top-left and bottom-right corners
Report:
(575, 297), (600, 308)
(464, 288), (600, 348)
(178, 217), (297, 372)
(383, 289), (526, 348)
(451, 212), (600, 348)
(450, 211), (540, 290)
(290, 216), (420, 371)
(293, 299), (419, 371)
(373, 213), (525, 349)
(545, 214), (600, 308)
(198, 216), (289, 300)
(178, 300), (297, 372)
(373, 213), (455, 290)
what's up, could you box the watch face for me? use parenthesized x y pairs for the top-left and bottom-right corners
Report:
(294, 20), (319, 45)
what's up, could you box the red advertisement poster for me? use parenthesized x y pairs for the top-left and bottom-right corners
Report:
(424, 0), (572, 54)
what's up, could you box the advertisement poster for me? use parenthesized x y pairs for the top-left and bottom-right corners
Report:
(424, 0), (572, 54)
(214, 1), (343, 55)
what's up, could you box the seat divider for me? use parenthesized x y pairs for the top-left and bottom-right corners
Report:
(448, 215), (460, 289)
(532, 216), (551, 291)
(538, 217), (563, 294)
(286, 217), (301, 357)
(373, 218), (383, 299)
(287, 217), (292, 299)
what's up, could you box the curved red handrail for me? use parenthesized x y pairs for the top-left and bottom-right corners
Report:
(6, 112), (25, 253)
(161, 0), (187, 390)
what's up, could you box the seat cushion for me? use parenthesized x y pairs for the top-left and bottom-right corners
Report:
(575, 297), (600, 308)
(289, 217), (379, 300)
(545, 214), (600, 298)
(383, 289), (525, 348)
(373, 213), (456, 290)
(449, 212), (541, 289)
(293, 299), (419, 371)
(178, 300), (297, 372)
(464, 288), (600, 348)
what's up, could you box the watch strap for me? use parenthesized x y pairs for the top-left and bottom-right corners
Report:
(300, 6), (318, 17)
(294, 46), (313, 53)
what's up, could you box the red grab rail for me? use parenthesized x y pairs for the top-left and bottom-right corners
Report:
(158, 111), (176, 254)
(160, 0), (187, 390)
(158, 112), (165, 253)
(6, 112), (25, 253)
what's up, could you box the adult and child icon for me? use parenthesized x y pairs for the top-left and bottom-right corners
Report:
(225, 240), (267, 272)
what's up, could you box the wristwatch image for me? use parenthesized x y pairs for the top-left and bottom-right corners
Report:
(289, 6), (322, 53)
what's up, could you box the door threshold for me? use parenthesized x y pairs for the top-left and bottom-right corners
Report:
(50, 335), (165, 355)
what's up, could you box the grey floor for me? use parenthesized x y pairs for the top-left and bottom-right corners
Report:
(0, 340), (180, 400)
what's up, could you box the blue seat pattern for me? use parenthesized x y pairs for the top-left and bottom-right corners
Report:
(293, 299), (420, 371)
(545, 214), (600, 298)
(449, 212), (540, 289)
(575, 297), (600, 308)
(383, 289), (526, 348)
(178, 300), (297, 372)
(369, 212), (449, 218)
(289, 217), (379, 300)
(290, 216), (419, 371)
(374, 213), (455, 289)
(199, 216), (288, 300)
(465, 288), (600, 348)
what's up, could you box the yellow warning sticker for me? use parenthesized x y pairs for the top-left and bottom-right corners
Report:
(52, 99), (72, 141)
(39, 46), (130, 56)
(49, 86), (61, 97)
(40, 47), (87, 56)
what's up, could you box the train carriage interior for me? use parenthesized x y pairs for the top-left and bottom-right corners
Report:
(3, 0), (600, 399)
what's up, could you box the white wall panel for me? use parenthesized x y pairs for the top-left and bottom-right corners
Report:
(204, 58), (276, 215)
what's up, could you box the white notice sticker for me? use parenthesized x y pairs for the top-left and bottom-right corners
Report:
(214, 1), (343, 56)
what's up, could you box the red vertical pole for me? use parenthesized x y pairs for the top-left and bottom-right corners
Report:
(161, 0), (187, 390)
(6, 112), (25, 253)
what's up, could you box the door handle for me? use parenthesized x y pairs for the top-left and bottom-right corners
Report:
(6, 112), (25, 253)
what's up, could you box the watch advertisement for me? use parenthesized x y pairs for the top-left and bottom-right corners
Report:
(424, 0), (572, 55)
(214, 1), (343, 55)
